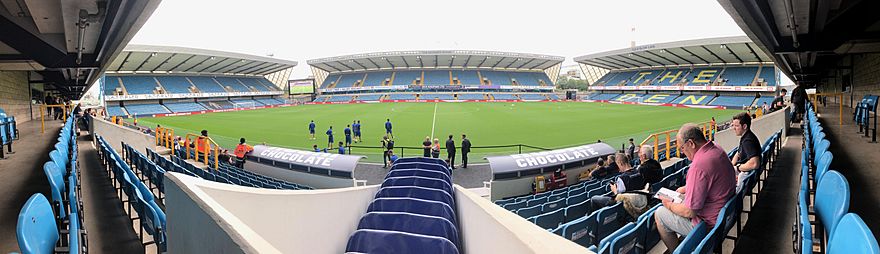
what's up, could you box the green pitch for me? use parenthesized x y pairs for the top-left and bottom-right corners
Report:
(136, 102), (740, 163)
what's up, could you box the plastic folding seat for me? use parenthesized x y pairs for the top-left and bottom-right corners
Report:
(17, 194), (60, 254)
(345, 229), (459, 254)
(516, 205), (543, 218)
(567, 191), (588, 206)
(381, 176), (453, 195)
(694, 197), (736, 254)
(795, 191), (812, 254)
(49, 150), (69, 176)
(140, 197), (167, 252)
(815, 171), (850, 237)
(43, 161), (67, 219)
(356, 211), (459, 247)
(827, 213), (880, 254)
(375, 186), (455, 206)
(69, 212), (81, 254)
(567, 185), (586, 196)
(564, 200), (590, 223)
(542, 198), (567, 213)
(526, 196), (548, 207)
(558, 211), (599, 247)
(387, 169), (451, 184)
(503, 200), (527, 211)
(595, 222), (636, 253)
(595, 203), (627, 243)
(673, 221), (708, 254)
(368, 197), (456, 223)
(532, 208), (565, 230)
(813, 151), (833, 188)
(547, 192), (567, 203)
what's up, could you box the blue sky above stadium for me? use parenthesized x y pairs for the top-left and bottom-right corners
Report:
(130, 0), (747, 79)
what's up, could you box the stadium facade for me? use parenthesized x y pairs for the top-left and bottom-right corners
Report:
(101, 45), (297, 118)
(576, 36), (781, 110)
(307, 50), (565, 103)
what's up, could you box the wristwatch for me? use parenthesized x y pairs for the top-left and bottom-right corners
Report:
(735, 164), (741, 172)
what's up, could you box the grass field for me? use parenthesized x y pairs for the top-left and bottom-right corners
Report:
(137, 102), (741, 163)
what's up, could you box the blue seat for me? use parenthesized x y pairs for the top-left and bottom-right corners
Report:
(43, 161), (67, 219)
(815, 170), (850, 237)
(375, 186), (454, 209)
(567, 191), (588, 206)
(391, 161), (451, 176)
(69, 212), (81, 254)
(814, 151), (833, 188)
(595, 203), (626, 243)
(357, 212), (459, 247)
(828, 213), (880, 254)
(558, 210), (599, 247)
(387, 169), (451, 183)
(367, 198), (456, 224)
(597, 222), (637, 253)
(532, 208), (566, 230)
(673, 221), (708, 254)
(16, 194), (59, 254)
(565, 200), (590, 224)
(381, 176), (453, 195)
(503, 200), (527, 211)
(516, 205), (543, 218)
(527, 196), (549, 207)
(694, 197), (737, 253)
(345, 229), (459, 254)
(542, 198), (567, 213)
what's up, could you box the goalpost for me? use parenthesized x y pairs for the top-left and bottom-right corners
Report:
(232, 101), (256, 109)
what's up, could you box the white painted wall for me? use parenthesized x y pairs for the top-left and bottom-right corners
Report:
(90, 117), (155, 154)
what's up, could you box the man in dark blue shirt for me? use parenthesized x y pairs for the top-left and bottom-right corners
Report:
(308, 120), (316, 140)
(385, 119), (393, 138)
(326, 126), (334, 149)
(344, 125), (352, 146)
(353, 120), (361, 143)
(338, 142), (346, 154)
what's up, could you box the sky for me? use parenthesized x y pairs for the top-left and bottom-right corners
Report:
(130, 0), (748, 79)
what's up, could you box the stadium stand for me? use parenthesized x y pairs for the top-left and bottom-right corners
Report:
(104, 76), (124, 95)
(393, 71), (421, 86)
(335, 73), (364, 88)
(163, 102), (207, 113)
(601, 71), (637, 86)
(624, 70), (664, 86)
(640, 93), (680, 104)
(347, 158), (460, 254)
(355, 94), (383, 102)
(854, 94), (878, 142)
(587, 93), (621, 101)
(123, 103), (171, 116)
(548, 94), (561, 100)
(509, 72), (539, 86)
(753, 96), (775, 108)
(188, 76), (228, 93)
(105, 106), (127, 117)
(255, 98), (286, 105)
(422, 94), (455, 100)
(200, 99), (235, 110)
(424, 70), (451, 85)
(653, 69), (689, 86)
(794, 101), (880, 254)
(239, 77), (274, 91)
(215, 77), (251, 92)
(686, 68), (722, 86)
(328, 95), (354, 102)
(718, 67), (759, 86)
(491, 94), (518, 100)
(671, 94), (713, 105)
(388, 94), (417, 100)
(16, 114), (87, 253)
(120, 76), (159, 94)
(456, 93), (484, 100)
(322, 74), (341, 87)
(520, 94), (548, 101)
(230, 98), (262, 106)
(363, 71), (392, 86)
(756, 67), (777, 86)
(481, 71), (512, 86)
(154, 76), (193, 94)
(708, 96), (757, 108)
(451, 70), (481, 85)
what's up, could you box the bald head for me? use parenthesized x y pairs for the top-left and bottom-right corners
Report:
(678, 123), (707, 145)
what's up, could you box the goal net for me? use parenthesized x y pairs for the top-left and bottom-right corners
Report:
(232, 101), (256, 109)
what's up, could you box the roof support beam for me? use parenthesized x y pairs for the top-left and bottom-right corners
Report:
(197, 57), (231, 73)
(150, 53), (176, 72)
(700, 45), (727, 64)
(723, 44), (744, 63)
(643, 51), (678, 65)
(680, 48), (711, 64)
(664, 50), (694, 65)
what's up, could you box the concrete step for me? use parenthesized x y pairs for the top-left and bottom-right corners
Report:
(155, 146), (171, 155)
(184, 159), (208, 170)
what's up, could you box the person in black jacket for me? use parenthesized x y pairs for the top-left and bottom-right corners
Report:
(422, 136), (432, 157)
(461, 134), (471, 168)
(637, 146), (663, 184)
(791, 83), (808, 122)
(446, 135), (456, 169)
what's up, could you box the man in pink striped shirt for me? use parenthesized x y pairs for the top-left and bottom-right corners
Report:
(654, 123), (736, 251)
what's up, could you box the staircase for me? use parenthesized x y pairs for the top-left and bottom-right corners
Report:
(345, 158), (461, 254)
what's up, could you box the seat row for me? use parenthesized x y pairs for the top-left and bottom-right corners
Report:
(794, 101), (880, 254)
(854, 94), (878, 142)
(17, 113), (87, 253)
(96, 135), (167, 252)
(0, 108), (18, 158)
(150, 147), (312, 190)
(346, 158), (461, 254)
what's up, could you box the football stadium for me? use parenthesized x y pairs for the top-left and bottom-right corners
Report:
(1, 0), (880, 254)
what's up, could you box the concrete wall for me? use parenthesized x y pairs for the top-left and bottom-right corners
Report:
(490, 165), (594, 200)
(244, 162), (355, 189)
(455, 185), (591, 254)
(819, 54), (880, 107)
(165, 173), (377, 254)
(91, 116), (155, 153)
(0, 71), (39, 123)
(713, 106), (790, 152)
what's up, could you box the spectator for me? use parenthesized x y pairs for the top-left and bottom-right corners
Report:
(218, 149), (232, 165)
(431, 138), (441, 158)
(422, 136), (432, 157)
(313, 144), (320, 153)
(382, 136), (394, 168)
(730, 112), (761, 192)
(771, 89), (787, 111)
(626, 138), (636, 159)
(389, 151), (399, 164)
(461, 134), (471, 168)
(791, 83), (807, 122)
(638, 146), (663, 184)
(654, 124), (735, 251)
(338, 141), (346, 154)
(589, 153), (644, 212)
(233, 138), (254, 168)
(762, 102), (770, 114)
(710, 117), (716, 141)
(581, 157), (604, 181)
(446, 135), (456, 169)
(591, 154), (619, 179)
